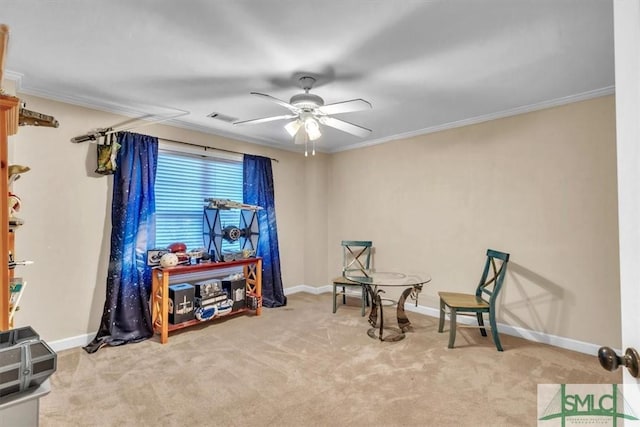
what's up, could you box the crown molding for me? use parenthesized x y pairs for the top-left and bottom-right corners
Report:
(13, 79), (304, 154)
(3, 70), (24, 91)
(157, 114), (303, 154)
(330, 85), (616, 153)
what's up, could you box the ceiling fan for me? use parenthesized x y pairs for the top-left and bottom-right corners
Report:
(234, 76), (372, 154)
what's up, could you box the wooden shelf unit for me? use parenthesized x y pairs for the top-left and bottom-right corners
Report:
(151, 257), (262, 344)
(0, 94), (19, 331)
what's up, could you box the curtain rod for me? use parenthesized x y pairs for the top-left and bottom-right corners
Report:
(158, 137), (278, 163)
(71, 129), (278, 162)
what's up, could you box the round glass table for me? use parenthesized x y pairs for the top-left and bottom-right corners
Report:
(345, 271), (431, 342)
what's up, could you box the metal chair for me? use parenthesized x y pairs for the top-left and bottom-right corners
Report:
(332, 240), (372, 316)
(438, 249), (510, 351)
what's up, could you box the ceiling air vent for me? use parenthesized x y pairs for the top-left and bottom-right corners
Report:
(207, 112), (237, 123)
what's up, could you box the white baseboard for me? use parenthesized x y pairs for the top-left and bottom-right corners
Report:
(300, 287), (604, 356)
(46, 287), (606, 356)
(285, 284), (332, 295)
(46, 286), (325, 352)
(402, 304), (605, 355)
(496, 324), (610, 355)
(48, 333), (94, 353)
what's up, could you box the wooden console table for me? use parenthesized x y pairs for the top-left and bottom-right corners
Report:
(151, 257), (262, 344)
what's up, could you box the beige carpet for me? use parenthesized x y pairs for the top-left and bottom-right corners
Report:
(40, 293), (620, 427)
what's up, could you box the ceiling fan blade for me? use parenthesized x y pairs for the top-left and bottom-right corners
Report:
(317, 98), (372, 115)
(251, 92), (299, 113)
(234, 114), (298, 126)
(319, 116), (372, 138)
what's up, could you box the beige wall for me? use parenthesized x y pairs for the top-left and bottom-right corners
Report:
(303, 153), (329, 286)
(8, 92), (620, 349)
(328, 95), (620, 347)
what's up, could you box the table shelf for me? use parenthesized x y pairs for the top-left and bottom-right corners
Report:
(164, 307), (252, 332)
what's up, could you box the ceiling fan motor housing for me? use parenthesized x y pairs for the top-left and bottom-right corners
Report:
(289, 93), (324, 110)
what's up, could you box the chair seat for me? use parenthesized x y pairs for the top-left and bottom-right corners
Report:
(438, 292), (489, 309)
(332, 276), (361, 285)
(332, 275), (369, 316)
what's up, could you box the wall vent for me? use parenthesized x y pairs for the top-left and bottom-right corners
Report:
(207, 112), (237, 123)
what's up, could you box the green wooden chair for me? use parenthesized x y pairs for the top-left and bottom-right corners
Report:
(438, 249), (510, 351)
(332, 240), (372, 316)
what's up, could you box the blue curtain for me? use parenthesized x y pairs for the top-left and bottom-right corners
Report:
(243, 154), (287, 308)
(84, 132), (158, 353)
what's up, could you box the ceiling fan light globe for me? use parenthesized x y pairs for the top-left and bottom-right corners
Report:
(284, 120), (301, 137)
(304, 117), (319, 133)
(308, 130), (321, 141)
(305, 117), (322, 140)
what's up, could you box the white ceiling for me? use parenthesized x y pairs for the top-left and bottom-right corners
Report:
(3, 0), (614, 154)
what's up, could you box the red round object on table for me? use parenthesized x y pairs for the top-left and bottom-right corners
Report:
(167, 242), (187, 253)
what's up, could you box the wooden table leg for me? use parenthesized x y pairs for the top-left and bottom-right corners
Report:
(256, 258), (262, 316)
(160, 271), (169, 344)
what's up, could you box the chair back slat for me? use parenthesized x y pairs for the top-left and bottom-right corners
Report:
(475, 249), (510, 303)
(342, 240), (372, 277)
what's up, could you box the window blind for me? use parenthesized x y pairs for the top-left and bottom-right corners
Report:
(155, 149), (243, 253)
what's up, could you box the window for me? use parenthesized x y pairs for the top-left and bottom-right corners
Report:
(155, 147), (243, 254)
